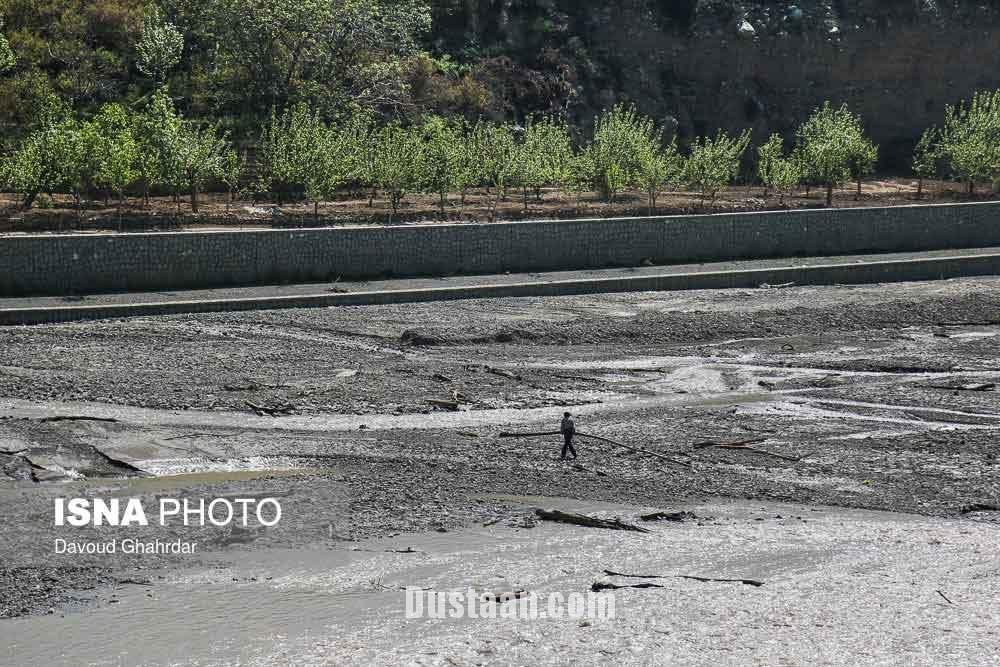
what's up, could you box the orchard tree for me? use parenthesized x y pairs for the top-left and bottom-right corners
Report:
(938, 89), (1000, 195)
(912, 127), (940, 199)
(372, 122), (423, 220)
(477, 122), (519, 222)
(8, 116), (80, 209)
(219, 149), (246, 210)
(418, 116), (463, 216)
(136, 8), (184, 86)
(516, 117), (576, 213)
(89, 104), (139, 215)
(794, 102), (877, 206)
(684, 129), (751, 207)
(257, 104), (326, 202)
(757, 134), (800, 203)
(636, 135), (683, 214)
(588, 104), (653, 202)
(177, 122), (228, 213)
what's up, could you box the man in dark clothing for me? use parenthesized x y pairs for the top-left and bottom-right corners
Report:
(560, 412), (577, 460)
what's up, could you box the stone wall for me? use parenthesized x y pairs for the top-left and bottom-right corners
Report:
(2, 202), (999, 297)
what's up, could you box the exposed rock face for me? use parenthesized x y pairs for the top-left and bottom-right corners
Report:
(430, 0), (1000, 167)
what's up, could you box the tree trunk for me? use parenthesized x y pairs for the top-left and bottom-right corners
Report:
(916, 177), (923, 200)
(191, 179), (200, 214)
(826, 182), (834, 207)
(522, 186), (528, 214)
(856, 177), (861, 200)
(969, 180), (975, 195)
(314, 200), (319, 223)
(439, 191), (446, 217)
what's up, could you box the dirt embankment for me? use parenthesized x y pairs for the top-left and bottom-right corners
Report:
(1, 178), (993, 235)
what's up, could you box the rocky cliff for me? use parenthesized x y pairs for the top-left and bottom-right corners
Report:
(430, 1), (1000, 167)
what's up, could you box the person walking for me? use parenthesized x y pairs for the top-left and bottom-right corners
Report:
(560, 412), (577, 460)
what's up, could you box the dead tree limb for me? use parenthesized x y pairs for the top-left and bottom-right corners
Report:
(535, 509), (649, 533)
(603, 569), (764, 587)
(592, 581), (663, 592)
(692, 438), (767, 449)
(37, 415), (119, 424)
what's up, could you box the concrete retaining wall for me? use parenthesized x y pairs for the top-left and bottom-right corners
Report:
(4, 252), (1000, 326)
(2, 201), (999, 297)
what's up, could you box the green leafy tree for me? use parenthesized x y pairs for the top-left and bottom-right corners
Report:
(177, 121), (228, 214)
(515, 117), (576, 213)
(912, 127), (941, 199)
(257, 104), (326, 203)
(136, 7), (184, 86)
(477, 122), (519, 222)
(8, 114), (79, 209)
(372, 122), (423, 221)
(89, 104), (139, 215)
(219, 149), (246, 210)
(684, 129), (751, 207)
(938, 89), (1000, 195)
(636, 135), (683, 214)
(757, 134), (800, 203)
(0, 20), (15, 74)
(418, 115), (463, 217)
(587, 104), (652, 202)
(794, 102), (877, 206)
(133, 92), (183, 206)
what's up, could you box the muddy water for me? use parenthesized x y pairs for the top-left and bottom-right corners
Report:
(3, 498), (998, 666)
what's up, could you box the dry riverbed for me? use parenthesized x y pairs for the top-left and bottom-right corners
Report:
(2, 277), (1000, 663)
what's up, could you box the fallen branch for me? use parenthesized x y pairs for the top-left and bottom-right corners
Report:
(37, 415), (118, 424)
(427, 399), (460, 411)
(692, 438), (766, 450)
(640, 511), (697, 522)
(921, 383), (995, 392)
(759, 282), (795, 290)
(592, 581), (663, 592)
(603, 569), (764, 587)
(498, 430), (690, 468)
(535, 509), (649, 533)
(245, 401), (296, 417)
(571, 463), (608, 477)
(936, 589), (955, 605)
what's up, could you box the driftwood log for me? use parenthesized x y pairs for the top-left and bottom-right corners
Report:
(535, 509), (649, 533)
(603, 569), (764, 587)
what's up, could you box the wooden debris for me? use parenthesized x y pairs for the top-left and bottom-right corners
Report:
(483, 590), (528, 602)
(592, 581), (663, 592)
(759, 282), (796, 290)
(37, 415), (119, 424)
(922, 383), (995, 392)
(245, 401), (296, 417)
(936, 590), (955, 605)
(535, 508), (649, 533)
(640, 511), (697, 522)
(432, 373), (453, 383)
(693, 438), (766, 450)
(603, 569), (764, 587)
